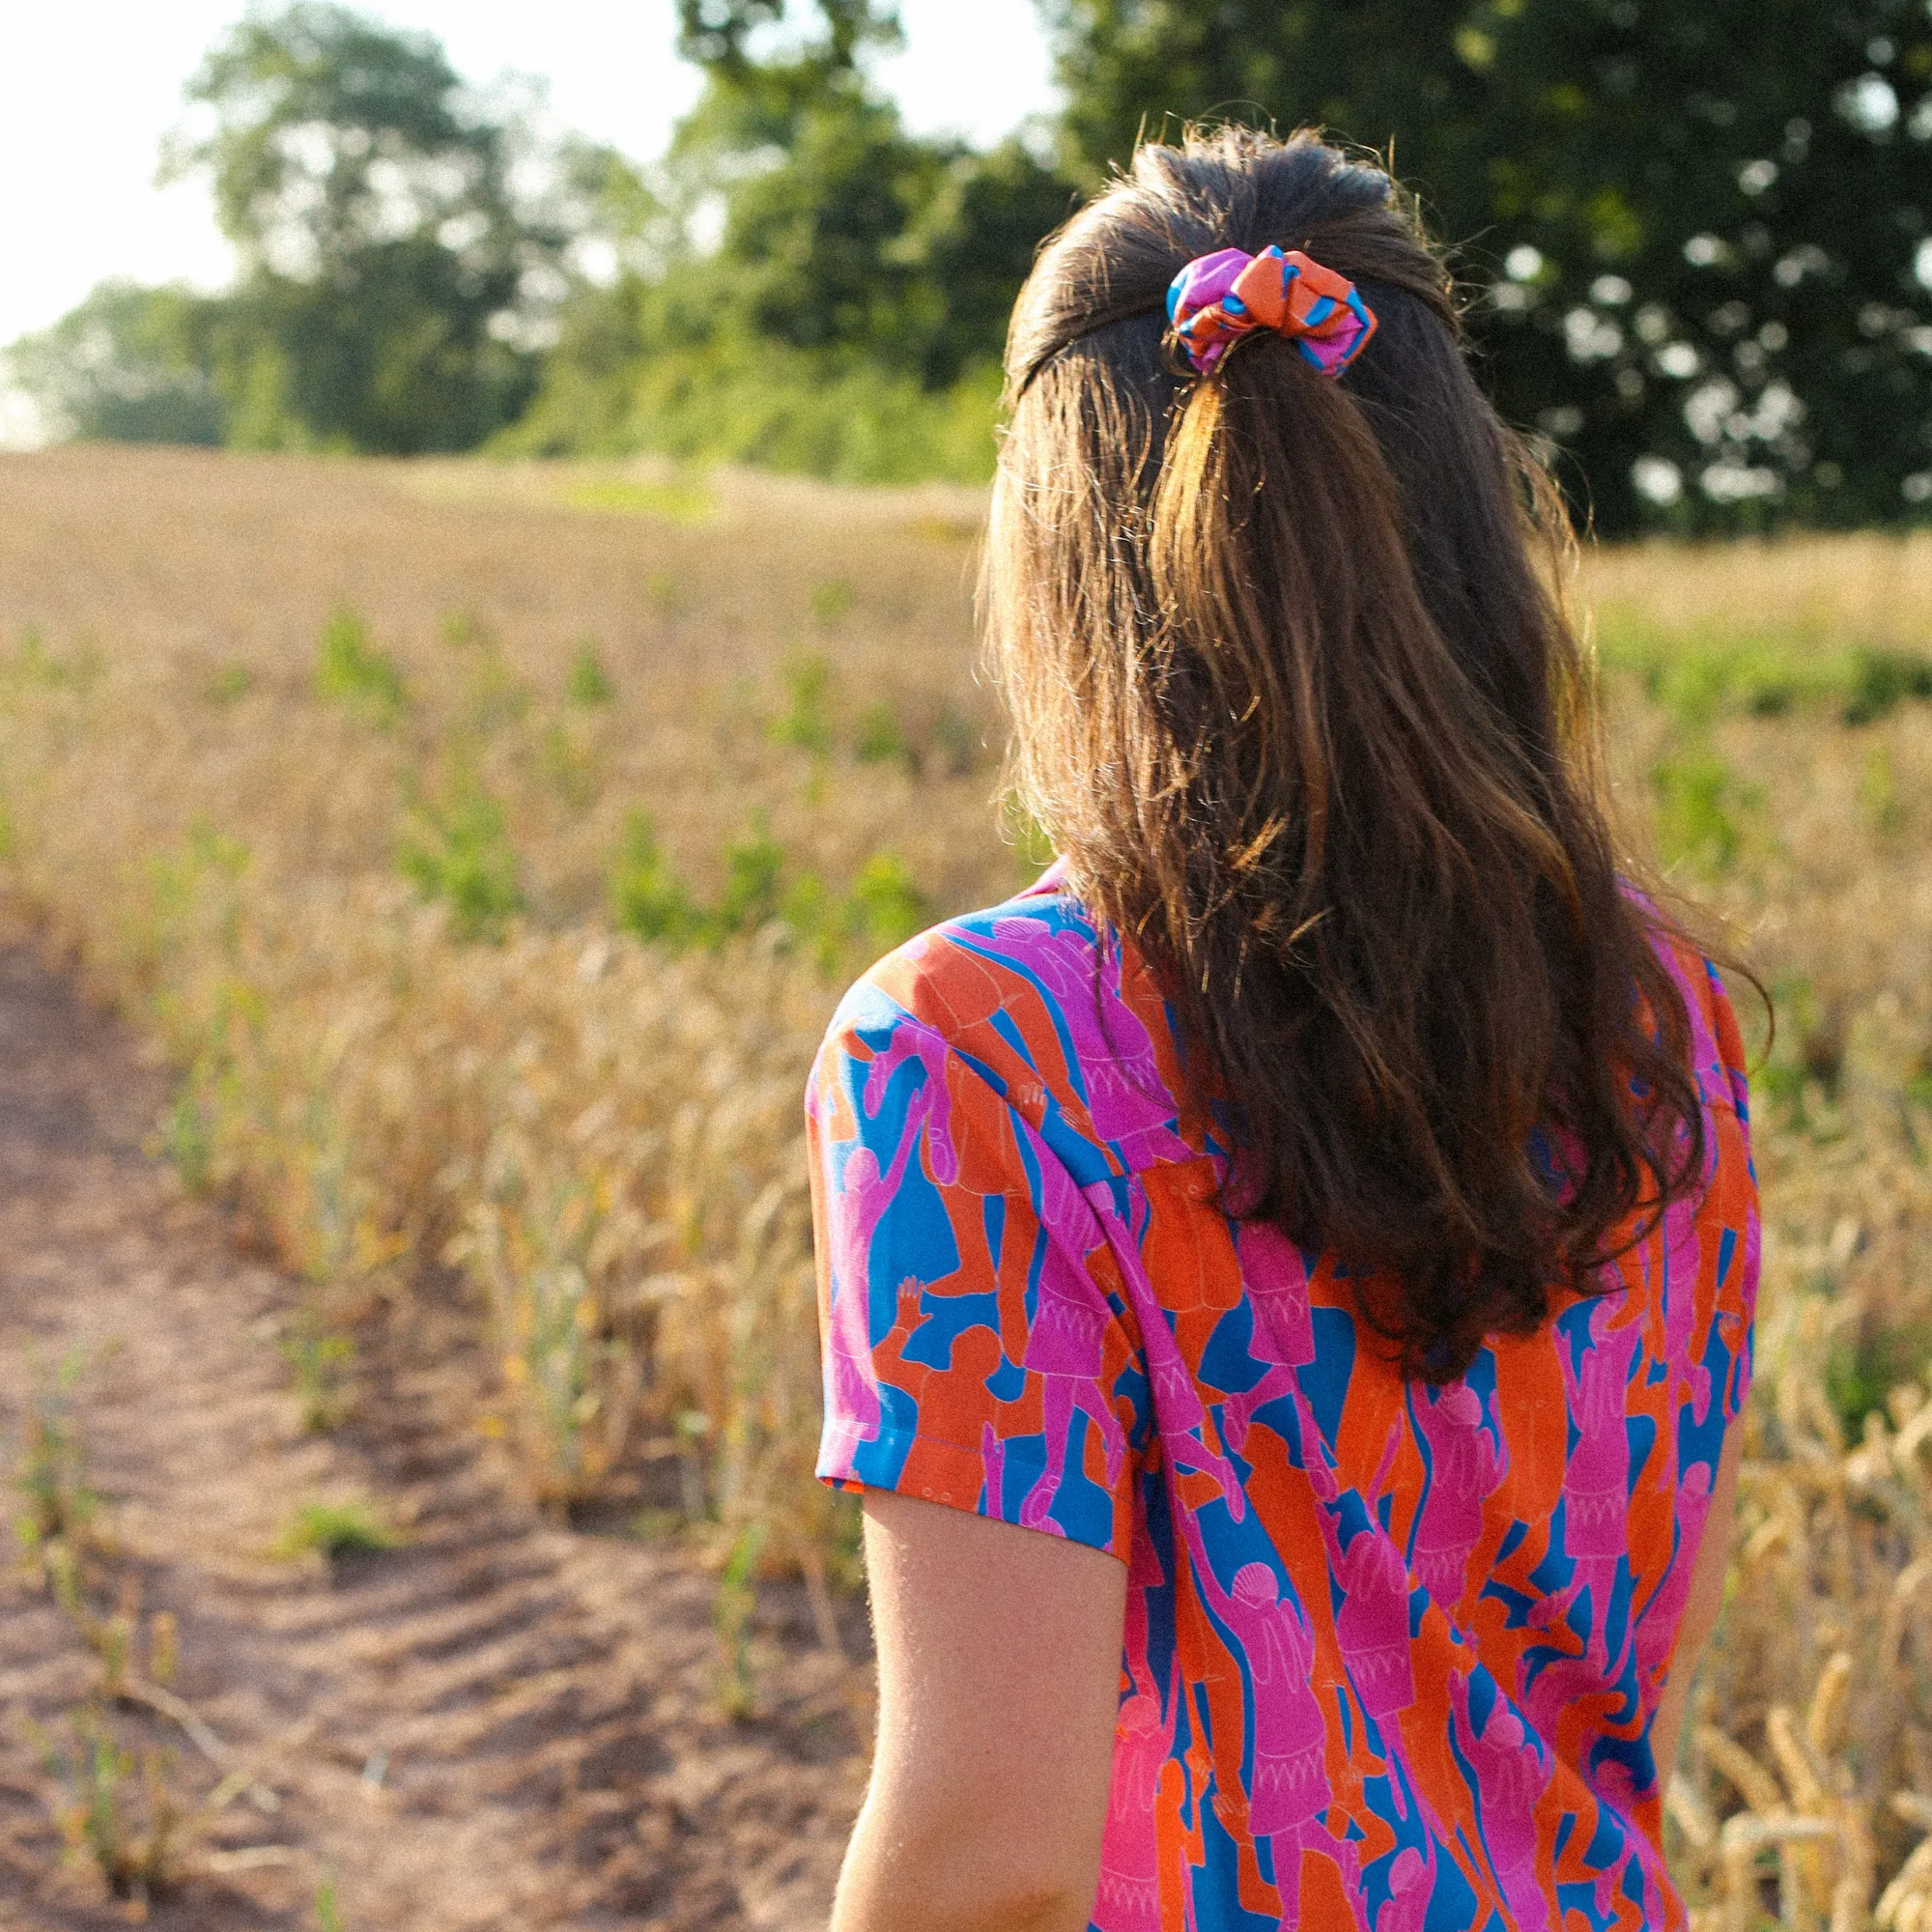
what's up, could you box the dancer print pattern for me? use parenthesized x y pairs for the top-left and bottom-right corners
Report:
(808, 867), (1759, 1932)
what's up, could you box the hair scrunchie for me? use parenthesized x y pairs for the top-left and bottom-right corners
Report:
(1165, 244), (1378, 379)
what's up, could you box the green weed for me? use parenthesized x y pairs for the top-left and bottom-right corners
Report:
(769, 651), (835, 756)
(713, 815), (787, 940)
(397, 767), (523, 940)
(205, 664), (252, 705)
(609, 809), (701, 944)
(809, 578), (855, 627)
(714, 1520), (767, 1721)
(1842, 646), (1932, 725)
(1859, 747), (1906, 836)
(314, 608), (407, 724)
(1649, 744), (1754, 874)
(14, 1351), (98, 1573)
(565, 639), (615, 707)
(561, 477), (714, 524)
(12, 624), (101, 693)
(439, 609), (487, 649)
(279, 1316), (355, 1434)
(316, 1865), (347, 1931)
(30, 1705), (183, 1906)
(464, 646), (530, 734)
(537, 720), (598, 811)
(274, 1498), (401, 1561)
(853, 699), (905, 764)
(845, 853), (931, 953)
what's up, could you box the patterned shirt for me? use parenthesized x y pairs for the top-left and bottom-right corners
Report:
(808, 868), (1758, 1932)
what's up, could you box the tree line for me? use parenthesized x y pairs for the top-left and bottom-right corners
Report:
(12, 0), (1932, 533)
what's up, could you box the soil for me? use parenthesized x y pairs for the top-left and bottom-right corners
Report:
(0, 945), (868, 1930)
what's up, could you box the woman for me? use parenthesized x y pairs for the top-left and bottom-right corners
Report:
(806, 127), (1757, 1932)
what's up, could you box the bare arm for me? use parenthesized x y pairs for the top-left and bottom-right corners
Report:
(833, 1492), (1127, 1932)
(1651, 1422), (1744, 1779)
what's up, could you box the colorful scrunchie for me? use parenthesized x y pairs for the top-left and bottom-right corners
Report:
(1165, 244), (1378, 379)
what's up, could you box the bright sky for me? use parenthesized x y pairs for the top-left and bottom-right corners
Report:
(0, 0), (1061, 349)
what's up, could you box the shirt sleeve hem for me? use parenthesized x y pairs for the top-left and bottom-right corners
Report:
(815, 1425), (1131, 1566)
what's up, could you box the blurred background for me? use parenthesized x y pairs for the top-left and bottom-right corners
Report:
(2, 6), (1931, 1930)
(9, 0), (1932, 529)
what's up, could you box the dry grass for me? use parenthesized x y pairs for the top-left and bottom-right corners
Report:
(0, 445), (1928, 1927)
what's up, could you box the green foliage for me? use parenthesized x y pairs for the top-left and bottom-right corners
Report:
(1041, 0), (1932, 532)
(4, 280), (225, 446)
(770, 652), (836, 754)
(564, 639), (615, 707)
(505, 0), (1059, 475)
(30, 1705), (182, 1904)
(463, 645), (530, 735)
(854, 699), (907, 764)
(157, 2), (580, 453)
(1754, 976), (1847, 1122)
(14, 1352), (97, 1566)
(205, 664), (253, 705)
(10, 625), (102, 694)
(713, 1519), (767, 1720)
(315, 607), (407, 724)
(537, 720), (599, 811)
(714, 814), (788, 937)
(844, 852), (931, 952)
(1649, 743), (1753, 874)
(1843, 648), (1932, 725)
(809, 578), (855, 626)
(279, 1315), (356, 1434)
(1826, 1322), (1932, 1436)
(516, 329), (1004, 484)
(316, 1867), (348, 1932)
(397, 767), (524, 940)
(275, 1497), (401, 1559)
(560, 478), (714, 524)
(1596, 613), (1932, 727)
(609, 809), (701, 943)
(607, 809), (926, 965)
(1859, 747), (1905, 836)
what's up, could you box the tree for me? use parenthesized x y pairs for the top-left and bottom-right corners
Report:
(1041, 0), (1932, 532)
(5, 282), (225, 446)
(165, 3), (568, 453)
(514, 0), (1073, 469)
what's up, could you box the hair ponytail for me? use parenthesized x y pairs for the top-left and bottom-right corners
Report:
(986, 127), (1706, 1381)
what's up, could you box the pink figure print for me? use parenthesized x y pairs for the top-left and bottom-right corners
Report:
(821, 1086), (932, 1465)
(1094, 1669), (1181, 1932)
(1208, 1560), (1364, 1929)
(1559, 1299), (1644, 1660)
(1633, 1458), (1714, 1697)
(1105, 1221), (1247, 1520)
(1221, 1224), (1317, 1456)
(861, 1019), (958, 1183)
(1448, 1673), (1552, 1932)
(1319, 1507), (1416, 1722)
(1018, 1244), (1131, 1532)
(1374, 1844), (1435, 1932)
(1409, 1383), (1505, 1616)
(1658, 1191), (1714, 1429)
(993, 916), (1192, 1164)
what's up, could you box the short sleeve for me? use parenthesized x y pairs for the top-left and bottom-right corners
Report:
(807, 994), (1153, 1561)
(1697, 958), (1762, 1431)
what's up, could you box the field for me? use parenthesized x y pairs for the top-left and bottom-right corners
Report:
(0, 442), (1928, 1929)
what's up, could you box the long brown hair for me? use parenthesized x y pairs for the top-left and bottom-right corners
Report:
(984, 126), (1706, 1382)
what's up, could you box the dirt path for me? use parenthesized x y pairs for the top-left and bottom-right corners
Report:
(0, 946), (867, 1930)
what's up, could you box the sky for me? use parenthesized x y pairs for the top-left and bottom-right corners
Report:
(0, 0), (1061, 350)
